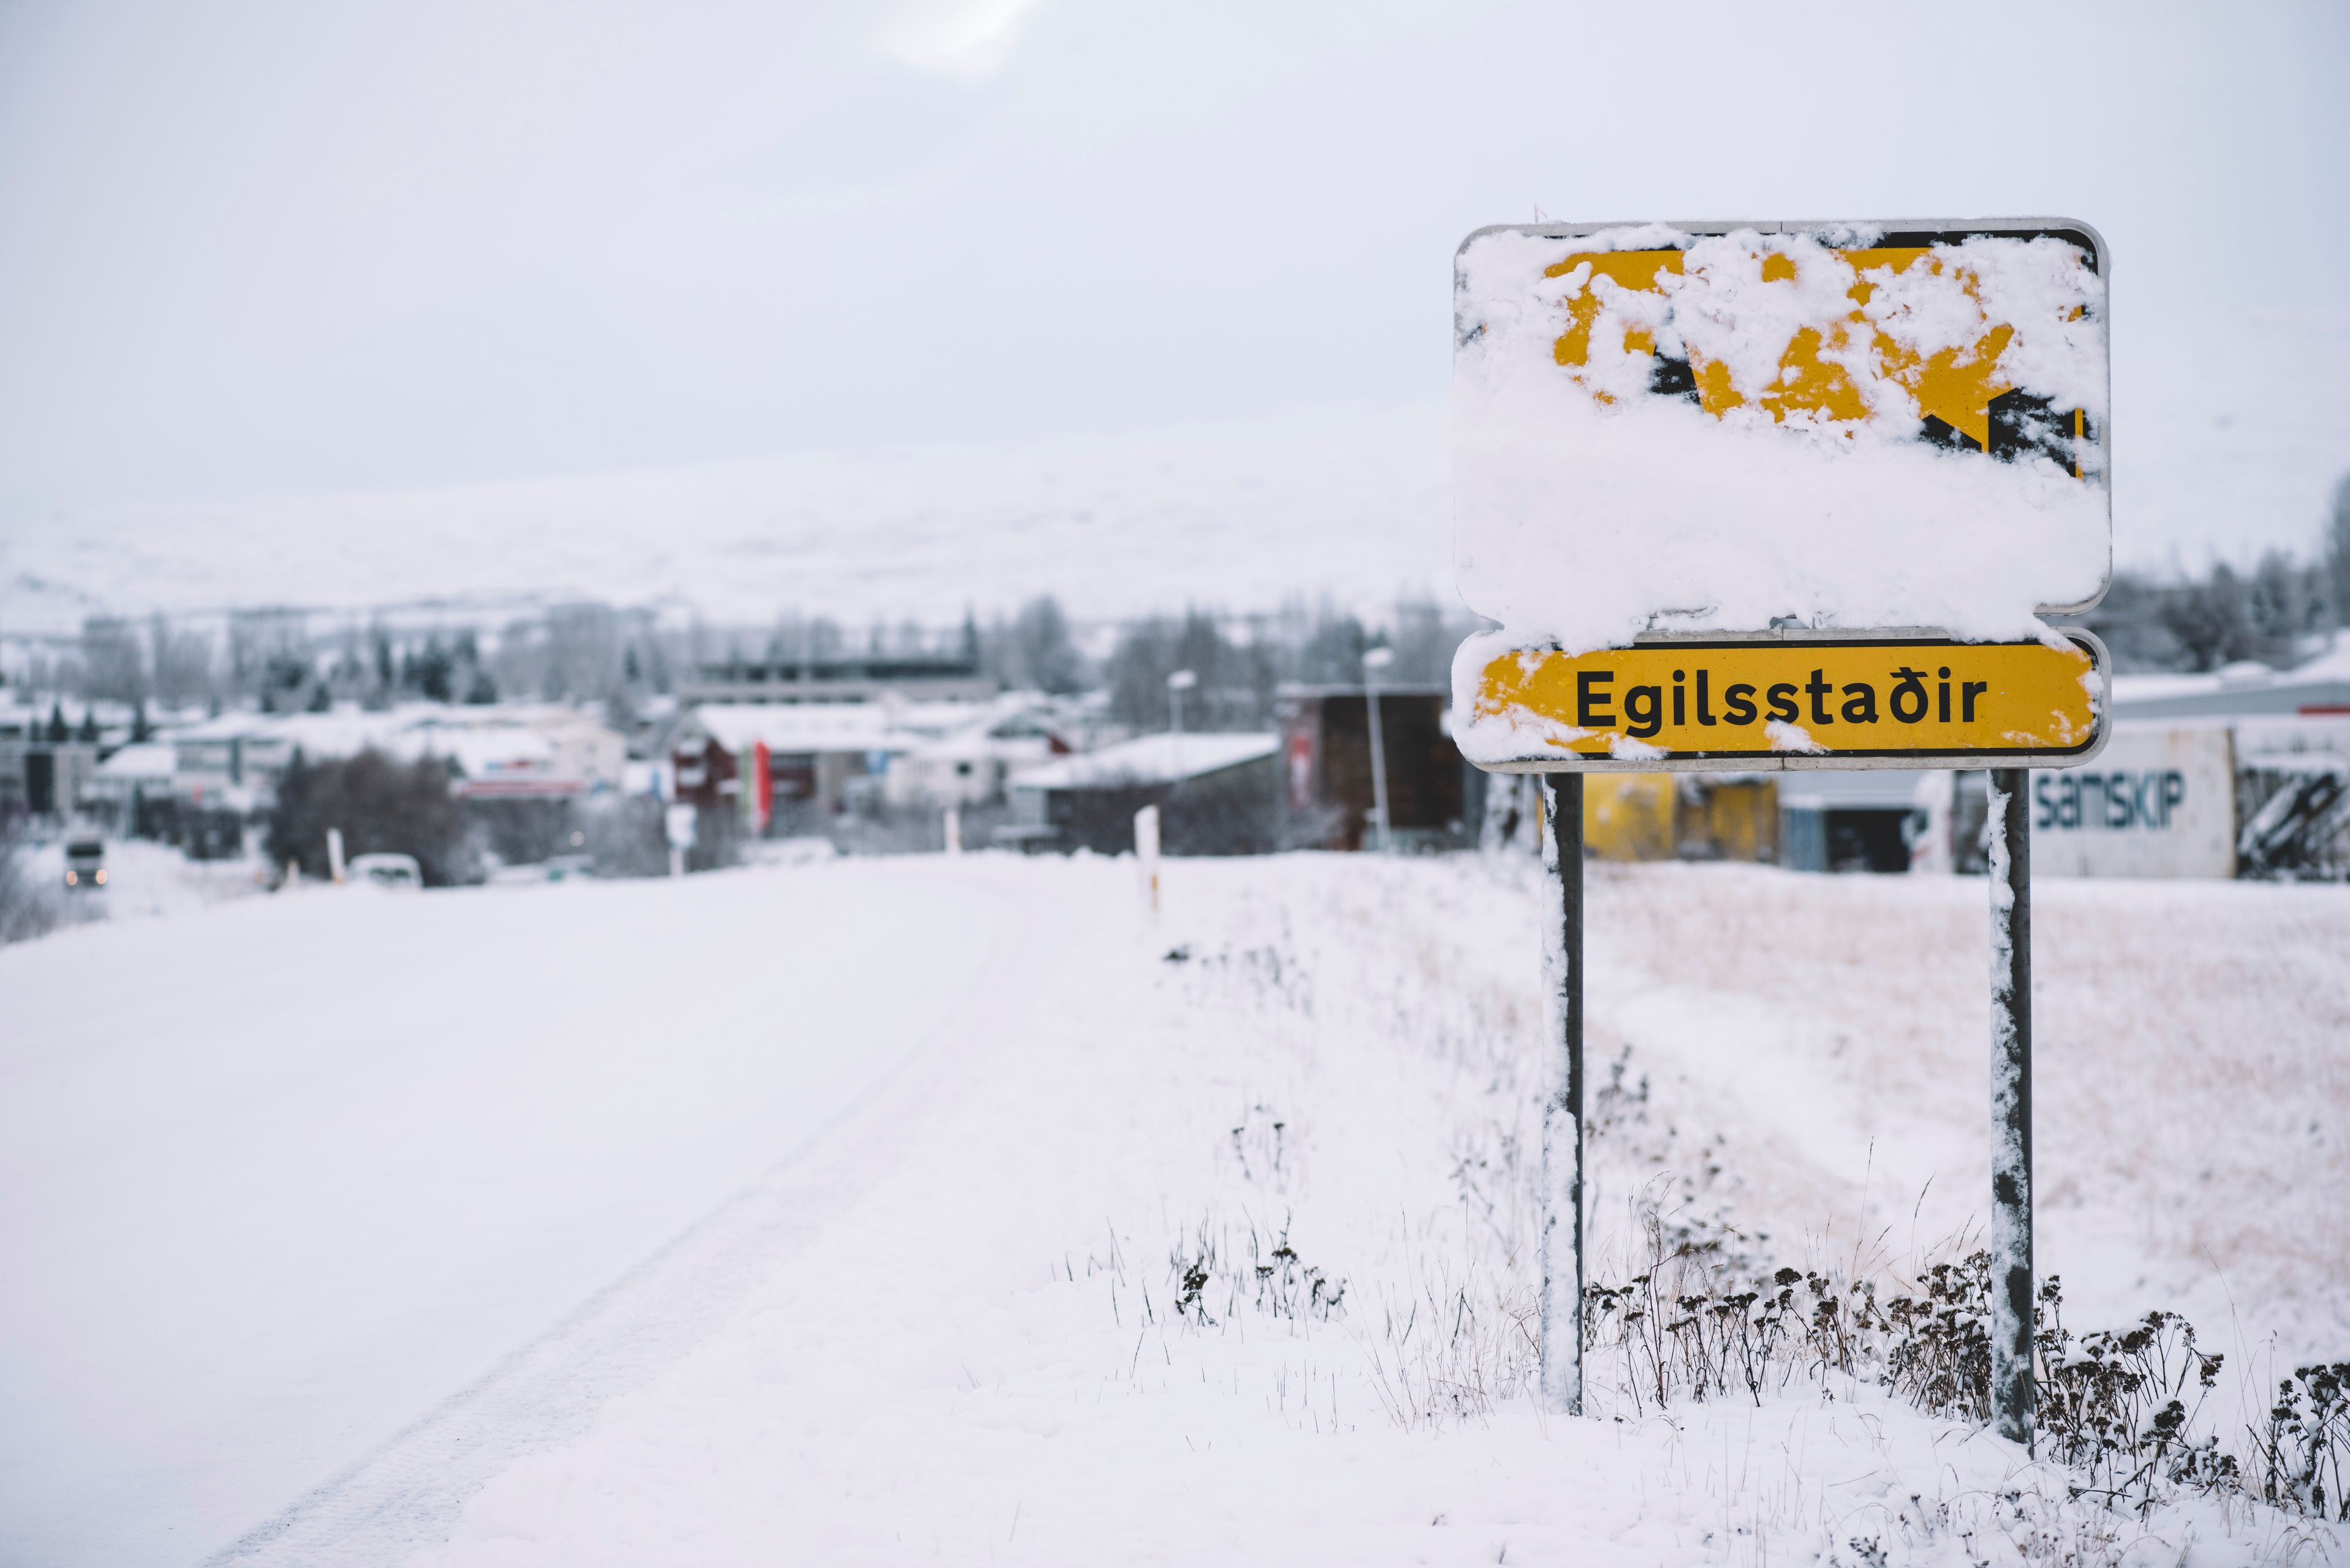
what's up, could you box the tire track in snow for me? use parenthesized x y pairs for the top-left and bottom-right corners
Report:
(205, 860), (1098, 1568)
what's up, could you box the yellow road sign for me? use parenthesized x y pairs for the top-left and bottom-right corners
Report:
(1464, 635), (2106, 771)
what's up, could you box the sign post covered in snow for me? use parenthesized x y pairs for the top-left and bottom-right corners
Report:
(1451, 218), (2113, 1447)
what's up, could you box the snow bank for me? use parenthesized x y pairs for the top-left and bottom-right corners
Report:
(1454, 224), (2112, 653)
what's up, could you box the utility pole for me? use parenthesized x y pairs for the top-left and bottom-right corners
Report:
(1362, 646), (1394, 852)
(1167, 668), (1196, 778)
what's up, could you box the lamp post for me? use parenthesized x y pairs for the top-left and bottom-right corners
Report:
(1362, 646), (1394, 853)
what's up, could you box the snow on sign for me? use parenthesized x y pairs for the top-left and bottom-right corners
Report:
(1450, 218), (2112, 772)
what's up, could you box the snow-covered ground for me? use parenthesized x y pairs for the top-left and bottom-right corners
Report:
(1, 852), (2343, 1566)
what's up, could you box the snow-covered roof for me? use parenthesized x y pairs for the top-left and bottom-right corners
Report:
(685, 704), (901, 755)
(94, 742), (178, 780)
(165, 704), (589, 780)
(2110, 640), (2350, 719)
(1011, 732), (1277, 791)
(170, 708), (414, 753)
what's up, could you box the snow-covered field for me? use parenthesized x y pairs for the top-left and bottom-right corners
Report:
(1, 851), (2343, 1566)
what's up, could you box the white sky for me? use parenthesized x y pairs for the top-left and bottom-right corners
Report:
(0, 0), (2345, 589)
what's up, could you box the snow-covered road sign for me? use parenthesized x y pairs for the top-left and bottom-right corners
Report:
(1464, 633), (2106, 771)
(1475, 221), (2114, 1441)
(1451, 217), (2112, 775)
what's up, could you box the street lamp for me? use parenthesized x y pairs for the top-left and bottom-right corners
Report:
(1362, 646), (1394, 853)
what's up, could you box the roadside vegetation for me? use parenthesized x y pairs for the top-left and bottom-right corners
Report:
(1092, 859), (2348, 1564)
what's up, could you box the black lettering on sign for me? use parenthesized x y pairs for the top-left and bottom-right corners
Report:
(1766, 684), (1798, 724)
(1671, 671), (1687, 727)
(1840, 683), (1879, 724)
(1889, 667), (1928, 723)
(1938, 666), (1952, 722)
(1696, 669), (1717, 726)
(1624, 684), (1663, 739)
(1962, 680), (1988, 722)
(1806, 669), (1835, 725)
(1576, 669), (1614, 728)
(2034, 774), (2057, 830)
(1723, 683), (1757, 725)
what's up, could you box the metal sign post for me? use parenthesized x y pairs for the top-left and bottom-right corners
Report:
(1446, 218), (2115, 1435)
(1988, 767), (2035, 1447)
(1536, 775), (1585, 1414)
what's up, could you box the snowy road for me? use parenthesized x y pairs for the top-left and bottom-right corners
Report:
(0, 860), (1076, 1567)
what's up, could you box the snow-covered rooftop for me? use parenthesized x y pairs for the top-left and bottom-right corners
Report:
(93, 742), (177, 780)
(164, 704), (576, 777)
(684, 704), (901, 755)
(1011, 731), (1277, 790)
(2110, 639), (2350, 718)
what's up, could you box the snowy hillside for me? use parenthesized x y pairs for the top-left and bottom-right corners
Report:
(0, 407), (1454, 636)
(6, 310), (2347, 637)
(2, 851), (2342, 1566)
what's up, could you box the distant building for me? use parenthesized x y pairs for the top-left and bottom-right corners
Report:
(669, 703), (902, 833)
(0, 698), (104, 822)
(1579, 775), (1781, 865)
(1776, 771), (1919, 873)
(85, 742), (178, 832)
(1274, 684), (1478, 850)
(498, 706), (629, 790)
(681, 653), (996, 706)
(149, 704), (622, 821)
(883, 701), (1076, 811)
(1005, 733), (1282, 855)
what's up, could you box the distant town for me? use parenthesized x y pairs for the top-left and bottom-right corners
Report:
(6, 530), (2349, 930)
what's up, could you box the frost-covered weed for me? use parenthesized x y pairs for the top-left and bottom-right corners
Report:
(1577, 1189), (2347, 1534)
(2251, 1361), (2350, 1522)
(1166, 1215), (1345, 1329)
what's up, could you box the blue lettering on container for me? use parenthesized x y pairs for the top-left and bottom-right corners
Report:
(2035, 769), (2186, 832)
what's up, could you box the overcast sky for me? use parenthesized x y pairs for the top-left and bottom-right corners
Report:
(1, 0), (2344, 549)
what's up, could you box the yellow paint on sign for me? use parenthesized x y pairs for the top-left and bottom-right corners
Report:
(1474, 639), (2101, 765)
(1546, 245), (2068, 460)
